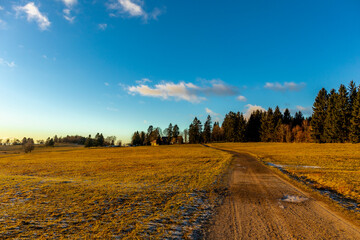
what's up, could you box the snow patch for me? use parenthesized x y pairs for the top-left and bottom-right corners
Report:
(281, 195), (308, 203)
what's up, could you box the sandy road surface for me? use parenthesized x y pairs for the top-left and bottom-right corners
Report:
(206, 149), (360, 240)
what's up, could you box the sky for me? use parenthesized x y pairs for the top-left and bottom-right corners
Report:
(1, 0), (360, 143)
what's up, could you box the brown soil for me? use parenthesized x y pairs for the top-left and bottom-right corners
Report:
(206, 150), (360, 240)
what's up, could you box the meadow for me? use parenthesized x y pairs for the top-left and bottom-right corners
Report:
(0, 145), (231, 239)
(210, 143), (360, 212)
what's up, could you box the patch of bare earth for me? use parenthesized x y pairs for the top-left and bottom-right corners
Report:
(206, 151), (360, 239)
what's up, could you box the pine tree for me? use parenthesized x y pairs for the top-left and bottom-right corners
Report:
(350, 90), (360, 143)
(348, 81), (357, 111)
(212, 122), (223, 142)
(246, 110), (263, 142)
(236, 112), (246, 142)
(274, 119), (283, 142)
(189, 117), (202, 143)
(310, 88), (328, 143)
(222, 112), (237, 142)
(283, 108), (292, 125)
(203, 115), (212, 143)
(260, 108), (274, 142)
(273, 106), (283, 125)
(324, 89), (338, 143)
(293, 111), (304, 127)
(173, 124), (180, 139)
(336, 84), (350, 142)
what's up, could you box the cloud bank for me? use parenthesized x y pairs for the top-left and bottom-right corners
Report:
(264, 82), (306, 92)
(14, 2), (51, 30)
(128, 79), (237, 103)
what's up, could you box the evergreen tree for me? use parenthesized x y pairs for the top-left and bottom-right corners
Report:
(165, 123), (173, 140)
(131, 131), (141, 145)
(260, 108), (275, 142)
(140, 131), (146, 145)
(203, 115), (212, 143)
(273, 106), (283, 125)
(189, 117), (202, 143)
(336, 84), (350, 142)
(212, 122), (223, 142)
(173, 124), (180, 139)
(96, 133), (105, 146)
(245, 110), (263, 142)
(274, 119), (284, 142)
(293, 111), (304, 127)
(310, 88), (328, 143)
(84, 135), (93, 147)
(222, 112), (237, 142)
(348, 81), (357, 112)
(283, 108), (292, 125)
(236, 112), (246, 142)
(324, 89), (338, 143)
(350, 90), (360, 143)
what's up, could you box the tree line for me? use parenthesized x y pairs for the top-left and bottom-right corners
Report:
(188, 81), (360, 144)
(131, 124), (182, 146)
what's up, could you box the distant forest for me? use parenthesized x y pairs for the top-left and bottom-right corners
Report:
(132, 81), (360, 144)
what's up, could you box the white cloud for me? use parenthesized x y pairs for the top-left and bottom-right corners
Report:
(104, 82), (109, 86)
(0, 6), (4, 11)
(237, 95), (247, 102)
(264, 82), (306, 92)
(0, 58), (15, 68)
(127, 79), (238, 103)
(42, 55), (47, 59)
(143, 120), (148, 124)
(128, 82), (205, 103)
(118, 0), (144, 16)
(62, 0), (77, 8)
(98, 23), (107, 30)
(205, 108), (219, 116)
(108, 0), (163, 20)
(63, 8), (75, 23)
(135, 78), (151, 84)
(296, 105), (312, 115)
(244, 104), (265, 119)
(14, 2), (51, 30)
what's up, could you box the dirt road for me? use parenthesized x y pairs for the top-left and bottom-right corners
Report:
(206, 149), (360, 240)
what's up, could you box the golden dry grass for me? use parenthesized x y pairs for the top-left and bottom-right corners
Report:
(0, 145), (231, 239)
(210, 143), (360, 205)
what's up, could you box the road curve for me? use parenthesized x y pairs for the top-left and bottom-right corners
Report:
(206, 149), (360, 240)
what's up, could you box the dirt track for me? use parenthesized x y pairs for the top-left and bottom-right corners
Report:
(206, 149), (360, 240)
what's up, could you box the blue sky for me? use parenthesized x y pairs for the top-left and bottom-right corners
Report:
(1, 0), (360, 142)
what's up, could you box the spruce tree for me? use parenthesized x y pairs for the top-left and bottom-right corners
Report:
(236, 112), (246, 142)
(324, 89), (338, 143)
(189, 117), (202, 143)
(310, 88), (328, 143)
(212, 122), (223, 142)
(283, 108), (292, 125)
(273, 106), (283, 124)
(203, 115), (212, 143)
(173, 124), (180, 139)
(245, 110), (263, 142)
(293, 111), (304, 127)
(222, 112), (237, 142)
(260, 108), (274, 142)
(336, 84), (350, 142)
(350, 90), (360, 143)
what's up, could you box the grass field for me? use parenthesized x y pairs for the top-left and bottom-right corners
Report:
(0, 145), (231, 239)
(210, 143), (360, 210)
